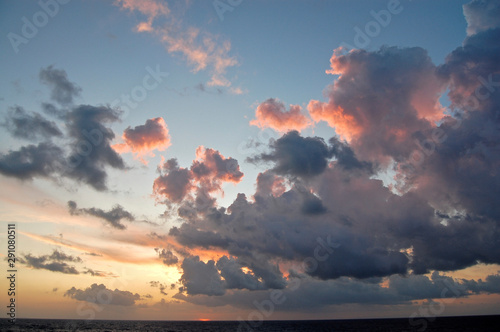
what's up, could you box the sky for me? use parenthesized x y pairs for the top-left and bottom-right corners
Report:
(1, 0), (500, 325)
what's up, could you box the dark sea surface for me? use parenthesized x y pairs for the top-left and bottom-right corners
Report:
(1, 315), (499, 331)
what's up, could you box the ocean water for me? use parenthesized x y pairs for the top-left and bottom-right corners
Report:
(1, 315), (499, 331)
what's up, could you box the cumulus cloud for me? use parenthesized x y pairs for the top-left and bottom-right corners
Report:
(39, 65), (81, 105)
(248, 131), (332, 178)
(463, 0), (500, 36)
(165, 12), (500, 302)
(113, 117), (171, 164)
(250, 98), (312, 132)
(67, 200), (135, 230)
(153, 158), (193, 203)
(153, 147), (243, 212)
(191, 146), (244, 189)
(65, 283), (141, 306)
(179, 256), (225, 296)
(308, 46), (446, 165)
(1, 106), (62, 140)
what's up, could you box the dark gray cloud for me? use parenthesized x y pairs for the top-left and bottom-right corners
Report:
(169, 223), (231, 249)
(154, 248), (179, 266)
(1, 69), (126, 191)
(328, 136), (373, 172)
(68, 200), (134, 230)
(20, 250), (82, 275)
(0, 142), (65, 180)
(216, 256), (266, 291)
(39, 65), (81, 105)
(248, 131), (332, 177)
(175, 271), (500, 310)
(63, 105), (125, 191)
(179, 256), (225, 296)
(2, 106), (62, 140)
(65, 283), (140, 306)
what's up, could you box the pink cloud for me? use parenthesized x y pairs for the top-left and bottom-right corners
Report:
(114, 117), (171, 164)
(250, 98), (312, 132)
(115, 0), (238, 90)
(308, 46), (446, 164)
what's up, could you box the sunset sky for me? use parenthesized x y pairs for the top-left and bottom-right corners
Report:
(1, 0), (500, 324)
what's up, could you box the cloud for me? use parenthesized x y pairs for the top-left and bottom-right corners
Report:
(113, 117), (171, 164)
(154, 248), (179, 266)
(216, 256), (266, 291)
(150, 281), (168, 295)
(20, 250), (82, 275)
(191, 146), (244, 188)
(165, 13), (500, 304)
(308, 46), (446, 165)
(83, 268), (116, 277)
(115, 0), (238, 89)
(1, 106), (62, 140)
(0, 142), (65, 180)
(248, 131), (332, 178)
(463, 0), (500, 36)
(176, 271), (500, 311)
(0, 67), (126, 192)
(153, 158), (193, 203)
(250, 98), (312, 132)
(68, 200), (135, 230)
(179, 256), (225, 296)
(64, 105), (126, 191)
(153, 147), (243, 210)
(65, 283), (141, 306)
(39, 65), (81, 105)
